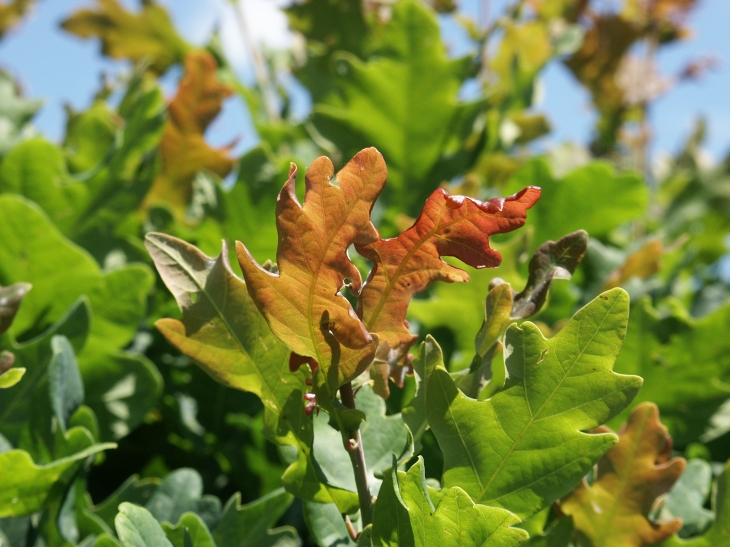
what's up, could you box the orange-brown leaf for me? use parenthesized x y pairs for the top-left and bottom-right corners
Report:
(356, 186), (540, 349)
(560, 402), (687, 547)
(236, 148), (387, 392)
(144, 50), (235, 213)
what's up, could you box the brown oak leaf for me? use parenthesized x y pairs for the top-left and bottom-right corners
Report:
(143, 50), (235, 213)
(560, 402), (687, 547)
(236, 148), (387, 392)
(356, 186), (540, 350)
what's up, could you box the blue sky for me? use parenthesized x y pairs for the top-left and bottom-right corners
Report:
(0, 0), (728, 164)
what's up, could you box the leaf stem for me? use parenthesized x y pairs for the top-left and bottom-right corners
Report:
(340, 382), (373, 527)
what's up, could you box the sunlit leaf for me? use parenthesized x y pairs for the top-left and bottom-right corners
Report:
(115, 502), (173, 547)
(0, 71), (43, 155)
(144, 50), (234, 214)
(0, 0), (33, 39)
(357, 186), (540, 350)
(372, 457), (527, 547)
(561, 403), (686, 547)
(61, 0), (189, 75)
(237, 148), (386, 393)
(310, 0), (483, 218)
(426, 289), (642, 519)
(0, 440), (114, 517)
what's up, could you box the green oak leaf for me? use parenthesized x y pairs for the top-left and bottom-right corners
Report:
(116, 502), (173, 547)
(312, 384), (411, 496)
(521, 517), (573, 547)
(503, 159), (648, 253)
(0, 195), (154, 356)
(163, 513), (216, 547)
(658, 460), (730, 547)
(310, 0), (482, 219)
(372, 457), (527, 547)
(92, 475), (160, 530)
(212, 489), (298, 547)
(426, 289), (642, 519)
(144, 469), (221, 529)
(146, 233), (358, 513)
(610, 297), (730, 446)
(48, 335), (85, 434)
(0, 298), (90, 445)
(0, 437), (115, 517)
(402, 336), (443, 453)
(303, 501), (357, 547)
(63, 99), (119, 174)
(658, 459), (714, 538)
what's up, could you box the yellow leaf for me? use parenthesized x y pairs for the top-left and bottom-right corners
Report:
(61, 0), (189, 74)
(602, 239), (663, 291)
(144, 50), (235, 213)
(561, 403), (686, 547)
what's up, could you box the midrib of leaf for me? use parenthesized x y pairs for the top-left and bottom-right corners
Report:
(304, 169), (378, 366)
(474, 298), (618, 504)
(593, 407), (650, 541)
(364, 208), (481, 331)
(153, 241), (282, 411)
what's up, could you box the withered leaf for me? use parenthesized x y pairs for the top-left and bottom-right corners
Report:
(356, 186), (540, 350)
(61, 0), (189, 75)
(601, 239), (663, 291)
(561, 402), (686, 547)
(237, 148), (387, 393)
(143, 50), (235, 214)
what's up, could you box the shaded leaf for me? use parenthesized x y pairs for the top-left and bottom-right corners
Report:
(601, 239), (663, 291)
(163, 513), (215, 547)
(561, 403), (686, 547)
(0, 282), (31, 335)
(212, 488), (298, 547)
(116, 502), (173, 547)
(237, 148), (387, 392)
(303, 500), (357, 547)
(61, 0), (189, 75)
(611, 297), (730, 446)
(372, 457), (527, 547)
(92, 475), (159, 530)
(310, 0), (483, 217)
(511, 230), (588, 319)
(427, 289), (642, 519)
(0, 440), (115, 517)
(48, 335), (85, 434)
(658, 460), (730, 547)
(145, 469), (221, 529)
(144, 51), (234, 213)
(658, 459), (714, 538)
(357, 186), (540, 350)
(402, 336), (443, 453)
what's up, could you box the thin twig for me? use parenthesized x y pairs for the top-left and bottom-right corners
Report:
(230, 0), (281, 121)
(340, 382), (374, 527)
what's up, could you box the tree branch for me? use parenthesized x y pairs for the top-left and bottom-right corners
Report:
(340, 382), (373, 527)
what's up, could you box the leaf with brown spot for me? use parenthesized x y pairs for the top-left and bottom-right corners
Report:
(356, 186), (540, 350)
(143, 50), (235, 213)
(61, 0), (189, 75)
(561, 403), (686, 547)
(236, 148), (387, 393)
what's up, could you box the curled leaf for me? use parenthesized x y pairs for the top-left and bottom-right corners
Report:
(561, 403), (686, 547)
(0, 282), (31, 335)
(511, 229), (588, 319)
(357, 186), (540, 350)
(237, 148), (387, 392)
(61, 0), (189, 75)
(144, 51), (235, 213)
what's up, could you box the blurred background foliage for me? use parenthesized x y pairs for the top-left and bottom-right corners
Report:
(0, 0), (729, 545)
